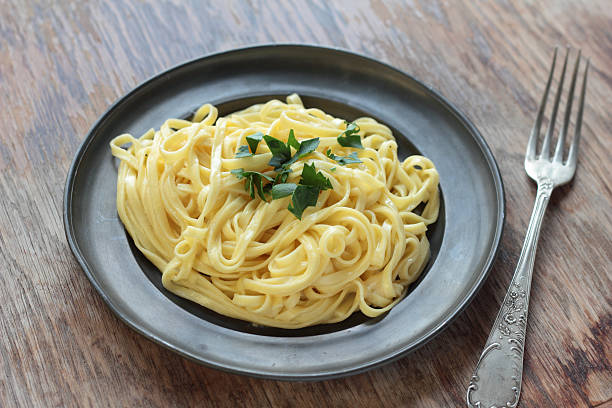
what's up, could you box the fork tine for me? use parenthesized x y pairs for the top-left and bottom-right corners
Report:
(567, 58), (589, 167)
(553, 50), (581, 162)
(526, 47), (558, 160)
(540, 48), (570, 159)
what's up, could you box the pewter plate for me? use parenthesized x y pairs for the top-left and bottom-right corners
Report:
(64, 45), (504, 380)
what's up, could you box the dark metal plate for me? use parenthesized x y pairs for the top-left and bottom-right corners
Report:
(64, 44), (504, 380)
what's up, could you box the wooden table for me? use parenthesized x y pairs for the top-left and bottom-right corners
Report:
(1, 1), (610, 407)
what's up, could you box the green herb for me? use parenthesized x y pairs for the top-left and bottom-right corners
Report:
(264, 135), (292, 169)
(230, 168), (273, 200)
(300, 162), (332, 190)
(235, 145), (252, 158)
(264, 131), (319, 169)
(235, 132), (265, 158)
(246, 132), (263, 154)
(288, 185), (320, 220)
(230, 168), (246, 177)
(279, 163), (332, 219)
(337, 122), (363, 149)
(326, 149), (362, 165)
(232, 129), (331, 219)
(274, 167), (292, 184)
(284, 137), (319, 167)
(287, 129), (301, 150)
(270, 183), (297, 199)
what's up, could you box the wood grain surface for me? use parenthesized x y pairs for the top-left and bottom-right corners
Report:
(0, 0), (610, 407)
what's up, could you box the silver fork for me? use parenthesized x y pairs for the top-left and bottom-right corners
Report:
(466, 47), (589, 408)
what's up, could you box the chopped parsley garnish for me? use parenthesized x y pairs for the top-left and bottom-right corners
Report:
(270, 183), (297, 199)
(287, 129), (301, 150)
(284, 163), (332, 219)
(326, 149), (362, 165)
(231, 129), (333, 219)
(336, 122), (363, 149)
(274, 167), (292, 184)
(264, 130), (319, 169)
(288, 185), (320, 220)
(284, 132), (320, 167)
(230, 168), (273, 201)
(300, 162), (332, 190)
(263, 135), (292, 169)
(235, 132), (264, 158)
(235, 145), (252, 158)
(246, 132), (263, 153)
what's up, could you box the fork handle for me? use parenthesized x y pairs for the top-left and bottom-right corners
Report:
(467, 178), (553, 408)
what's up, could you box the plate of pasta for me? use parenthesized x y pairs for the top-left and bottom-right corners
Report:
(64, 45), (504, 379)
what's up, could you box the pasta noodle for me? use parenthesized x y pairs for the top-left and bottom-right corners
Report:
(110, 94), (439, 328)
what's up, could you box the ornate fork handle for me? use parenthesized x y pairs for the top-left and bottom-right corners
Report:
(467, 178), (553, 408)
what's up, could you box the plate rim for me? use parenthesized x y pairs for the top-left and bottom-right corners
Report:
(63, 43), (505, 380)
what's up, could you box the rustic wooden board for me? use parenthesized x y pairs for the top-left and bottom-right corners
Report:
(0, 1), (610, 407)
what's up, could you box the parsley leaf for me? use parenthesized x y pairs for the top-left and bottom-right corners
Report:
(269, 163), (332, 219)
(300, 162), (332, 190)
(287, 129), (300, 150)
(246, 132), (263, 154)
(337, 122), (363, 149)
(235, 132), (265, 158)
(231, 168), (269, 180)
(274, 167), (292, 184)
(285, 137), (319, 167)
(230, 168), (247, 178)
(271, 183), (297, 199)
(231, 168), (273, 201)
(264, 135), (292, 169)
(288, 185), (320, 220)
(326, 149), (362, 165)
(254, 175), (269, 200)
(235, 145), (252, 158)
(232, 130), (332, 220)
(264, 132), (319, 169)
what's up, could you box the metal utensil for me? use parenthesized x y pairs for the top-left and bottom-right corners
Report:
(466, 47), (589, 408)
